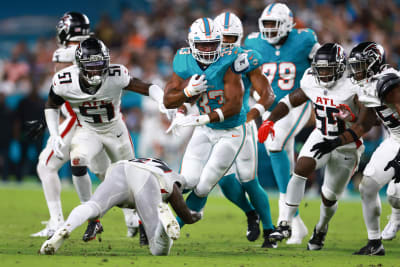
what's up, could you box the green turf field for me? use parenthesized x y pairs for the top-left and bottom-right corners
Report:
(0, 184), (399, 267)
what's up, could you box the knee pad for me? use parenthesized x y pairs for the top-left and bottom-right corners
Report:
(71, 165), (88, 176)
(321, 186), (338, 203)
(387, 181), (400, 209)
(359, 176), (381, 198)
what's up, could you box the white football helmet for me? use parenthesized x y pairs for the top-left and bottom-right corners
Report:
(188, 18), (222, 65)
(258, 3), (295, 44)
(214, 12), (243, 49)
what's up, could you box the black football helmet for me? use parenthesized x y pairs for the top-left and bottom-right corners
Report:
(76, 38), (110, 94)
(348, 41), (385, 84)
(376, 72), (400, 102)
(311, 43), (346, 88)
(56, 12), (90, 47)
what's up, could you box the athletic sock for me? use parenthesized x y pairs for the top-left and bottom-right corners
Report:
(72, 173), (92, 203)
(316, 202), (338, 232)
(219, 174), (254, 213)
(243, 178), (274, 230)
(177, 191), (208, 228)
(269, 150), (291, 193)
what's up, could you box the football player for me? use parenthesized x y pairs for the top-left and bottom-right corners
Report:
(164, 18), (247, 230)
(260, 43), (364, 251)
(244, 2), (320, 244)
(44, 37), (169, 240)
(40, 158), (202, 256)
(311, 42), (400, 255)
(31, 12), (115, 238)
(213, 11), (277, 248)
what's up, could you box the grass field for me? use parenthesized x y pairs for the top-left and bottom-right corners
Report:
(0, 184), (399, 267)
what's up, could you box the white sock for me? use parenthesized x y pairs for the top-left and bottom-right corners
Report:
(278, 193), (286, 224)
(284, 173), (307, 224)
(391, 207), (400, 221)
(122, 208), (140, 227)
(64, 203), (99, 233)
(316, 202), (338, 233)
(360, 176), (382, 240)
(72, 174), (92, 203)
(37, 163), (64, 223)
(48, 201), (64, 225)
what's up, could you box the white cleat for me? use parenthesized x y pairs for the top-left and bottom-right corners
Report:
(123, 209), (140, 238)
(381, 219), (400, 240)
(31, 220), (64, 238)
(158, 202), (180, 240)
(40, 228), (69, 255)
(286, 215), (308, 245)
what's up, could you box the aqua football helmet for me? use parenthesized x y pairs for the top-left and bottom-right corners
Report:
(214, 12), (243, 49)
(258, 3), (295, 45)
(188, 18), (222, 65)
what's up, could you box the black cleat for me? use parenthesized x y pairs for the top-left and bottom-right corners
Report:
(82, 220), (103, 242)
(269, 221), (291, 242)
(139, 224), (149, 246)
(353, 239), (385, 256)
(262, 228), (278, 248)
(307, 226), (328, 250)
(246, 210), (260, 241)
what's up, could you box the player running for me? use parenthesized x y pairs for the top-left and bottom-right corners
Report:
(311, 42), (400, 255)
(44, 37), (169, 240)
(244, 2), (320, 244)
(164, 17), (247, 230)
(213, 11), (277, 248)
(261, 43), (364, 251)
(40, 158), (202, 256)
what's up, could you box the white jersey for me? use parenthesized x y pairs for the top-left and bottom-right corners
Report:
(52, 45), (78, 63)
(52, 64), (130, 132)
(300, 68), (359, 138)
(356, 67), (400, 143)
(117, 158), (187, 201)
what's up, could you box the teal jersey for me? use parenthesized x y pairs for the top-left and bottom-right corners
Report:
(173, 47), (246, 129)
(244, 28), (318, 110)
(236, 48), (263, 113)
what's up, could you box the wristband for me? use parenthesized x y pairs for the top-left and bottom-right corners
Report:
(183, 87), (192, 98)
(252, 103), (266, 117)
(215, 108), (224, 122)
(345, 128), (359, 142)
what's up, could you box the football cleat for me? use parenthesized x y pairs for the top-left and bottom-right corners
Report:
(381, 218), (400, 240)
(269, 221), (291, 242)
(31, 220), (63, 238)
(125, 210), (139, 238)
(246, 210), (260, 241)
(40, 228), (69, 255)
(307, 226), (328, 251)
(262, 229), (278, 248)
(287, 215), (308, 245)
(353, 239), (385, 256)
(158, 202), (180, 240)
(139, 224), (149, 246)
(82, 220), (103, 242)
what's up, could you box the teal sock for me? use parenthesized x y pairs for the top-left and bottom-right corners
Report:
(177, 191), (208, 228)
(269, 150), (291, 193)
(243, 178), (274, 230)
(218, 174), (254, 213)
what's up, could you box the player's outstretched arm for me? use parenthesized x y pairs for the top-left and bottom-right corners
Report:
(168, 183), (202, 224)
(246, 67), (275, 122)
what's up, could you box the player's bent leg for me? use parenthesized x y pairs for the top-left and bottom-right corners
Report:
(383, 181), (400, 240)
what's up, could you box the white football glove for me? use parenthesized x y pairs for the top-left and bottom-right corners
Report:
(168, 114), (210, 129)
(232, 53), (250, 73)
(184, 74), (208, 97)
(50, 135), (65, 159)
(166, 112), (185, 136)
(158, 103), (176, 121)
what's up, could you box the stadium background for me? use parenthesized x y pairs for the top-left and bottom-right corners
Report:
(0, 0), (398, 195)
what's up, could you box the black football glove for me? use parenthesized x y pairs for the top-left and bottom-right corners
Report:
(384, 149), (400, 183)
(25, 120), (46, 140)
(310, 137), (342, 159)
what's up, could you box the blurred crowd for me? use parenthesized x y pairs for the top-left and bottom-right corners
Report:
(0, 0), (398, 189)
